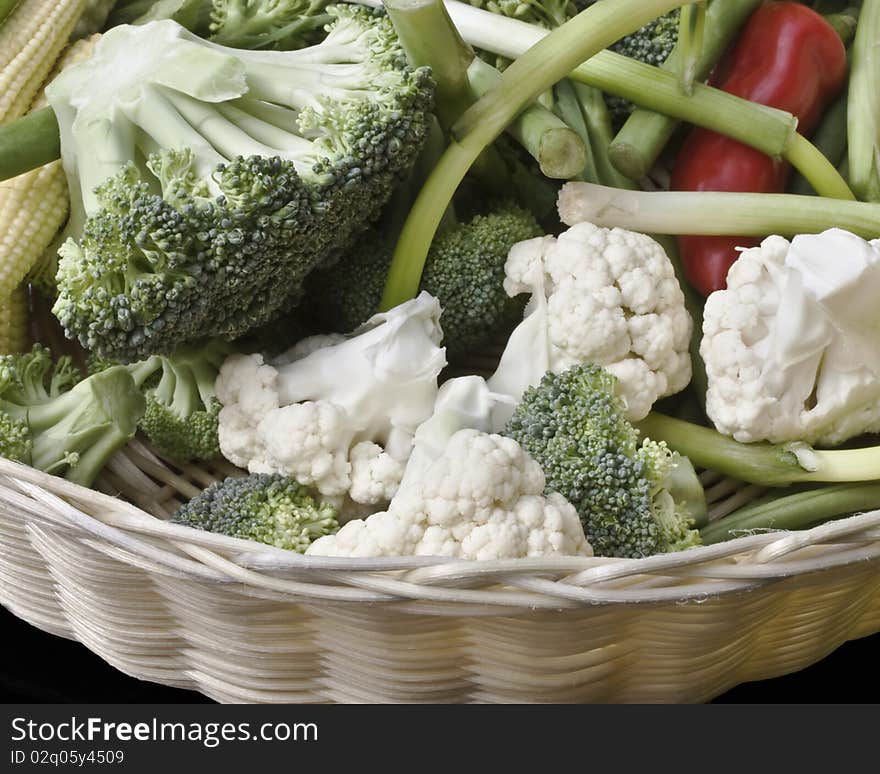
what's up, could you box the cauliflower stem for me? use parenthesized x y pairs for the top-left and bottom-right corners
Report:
(638, 412), (880, 487)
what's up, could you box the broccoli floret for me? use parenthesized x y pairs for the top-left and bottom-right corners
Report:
(503, 363), (704, 558)
(209, 0), (334, 49)
(171, 473), (339, 551)
(306, 203), (541, 358)
(90, 339), (232, 463)
(0, 345), (145, 486)
(47, 6), (434, 363)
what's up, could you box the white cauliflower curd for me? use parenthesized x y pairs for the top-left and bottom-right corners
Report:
(306, 428), (592, 560)
(488, 221), (692, 425)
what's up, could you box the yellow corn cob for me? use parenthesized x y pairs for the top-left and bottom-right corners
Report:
(0, 0), (89, 123)
(0, 35), (98, 352)
(0, 286), (29, 353)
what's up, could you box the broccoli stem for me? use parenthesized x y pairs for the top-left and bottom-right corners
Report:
(557, 182), (872, 238)
(700, 482), (880, 544)
(0, 107), (60, 182)
(637, 413), (880, 487)
(610, 0), (761, 180)
(24, 368), (145, 487)
(380, 0), (702, 310)
(790, 92), (849, 195)
(847, 0), (880, 202)
(676, 1), (707, 95)
(466, 58), (586, 180)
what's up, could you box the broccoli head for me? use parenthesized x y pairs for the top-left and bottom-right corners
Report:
(90, 339), (232, 463)
(0, 345), (145, 486)
(306, 203), (542, 358)
(171, 472), (340, 551)
(503, 363), (704, 558)
(47, 6), (434, 362)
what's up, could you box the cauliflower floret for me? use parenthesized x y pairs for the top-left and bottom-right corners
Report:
(215, 293), (445, 506)
(348, 441), (405, 504)
(307, 429), (593, 560)
(701, 229), (880, 445)
(489, 222), (692, 423)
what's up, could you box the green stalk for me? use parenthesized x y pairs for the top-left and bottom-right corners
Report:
(573, 82), (635, 190)
(557, 182), (871, 238)
(847, 0), (880, 201)
(552, 81), (601, 184)
(0, 0), (21, 26)
(0, 108), (60, 182)
(790, 92), (849, 195)
(677, 1), (706, 95)
(637, 413), (880, 487)
(467, 58), (586, 180)
(701, 482), (880, 544)
(383, 0), (475, 132)
(379, 0), (702, 310)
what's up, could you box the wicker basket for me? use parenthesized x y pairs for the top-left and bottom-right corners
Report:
(2, 437), (880, 703)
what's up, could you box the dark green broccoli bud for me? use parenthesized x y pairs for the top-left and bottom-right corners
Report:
(464, 0), (576, 29)
(306, 203), (542, 358)
(172, 473), (339, 551)
(0, 345), (145, 486)
(48, 6), (434, 362)
(420, 206), (542, 358)
(90, 339), (232, 463)
(503, 363), (703, 558)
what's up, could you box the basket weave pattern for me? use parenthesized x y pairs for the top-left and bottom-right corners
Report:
(2, 442), (880, 703)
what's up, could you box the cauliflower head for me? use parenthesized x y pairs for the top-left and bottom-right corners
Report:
(701, 229), (880, 446)
(489, 222), (692, 423)
(306, 429), (593, 560)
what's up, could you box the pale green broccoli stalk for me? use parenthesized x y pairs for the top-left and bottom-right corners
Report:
(0, 346), (145, 486)
(305, 203), (541, 358)
(44, 6), (434, 363)
(503, 363), (705, 558)
(106, 0), (203, 27)
(171, 473), (339, 551)
(90, 340), (232, 463)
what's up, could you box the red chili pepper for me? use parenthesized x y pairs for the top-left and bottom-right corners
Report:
(671, 2), (848, 296)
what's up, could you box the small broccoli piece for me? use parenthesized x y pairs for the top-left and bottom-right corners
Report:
(0, 345), (145, 485)
(47, 6), (434, 362)
(465, 0), (576, 29)
(171, 473), (340, 551)
(91, 339), (232, 463)
(306, 203), (542, 358)
(503, 363), (703, 558)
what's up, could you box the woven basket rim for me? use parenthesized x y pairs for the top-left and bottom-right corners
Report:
(3, 453), (880, 610)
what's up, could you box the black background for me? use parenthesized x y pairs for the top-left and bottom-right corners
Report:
(2, 605), (878, 703)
